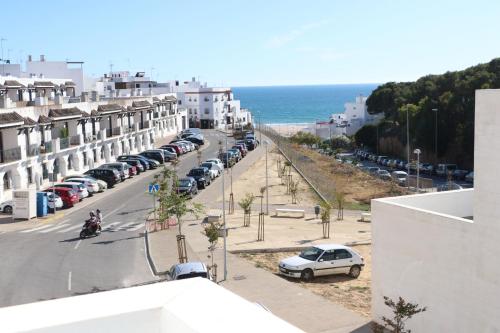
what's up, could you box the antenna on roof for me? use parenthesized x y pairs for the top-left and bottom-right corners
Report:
(109, 61), (114, 75)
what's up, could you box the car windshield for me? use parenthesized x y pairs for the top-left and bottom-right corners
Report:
(176, 272), (207, 280)
(299, 247), (323, 261)
(201, 163), (212, 169)
(189, 169), (203, 176)
(178, 179), (191, 187)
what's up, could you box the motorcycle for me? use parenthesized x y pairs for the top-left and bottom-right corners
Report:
(79, 220), (102, 239)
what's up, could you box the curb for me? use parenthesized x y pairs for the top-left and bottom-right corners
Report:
(229, 241), (372, 254)
(144, 228), (169, 276)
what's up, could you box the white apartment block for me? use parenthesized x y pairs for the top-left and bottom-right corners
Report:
(175, 78), (251, 130)
(0, 74), (186, 203)
(371, 89), (500, 332)
(343, 95), (383, 136)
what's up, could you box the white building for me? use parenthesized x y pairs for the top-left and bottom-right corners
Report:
(0, 278), (303, 333)
(371, 89), (500, 332)
(175, 78), (251, 130)
(0, 74), (187, 204)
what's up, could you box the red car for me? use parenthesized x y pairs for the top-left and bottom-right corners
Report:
(232, 145), (247, 157)
(162, 144), (182, 155)
(44, 187), (79, 208)
(127, 164), (137, 176)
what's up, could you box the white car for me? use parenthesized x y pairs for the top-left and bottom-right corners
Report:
(278, 244), (364, 281)
(205, 158), (224, 171)
(64, 177), (100, 194)
(200, 162), (220, 179)
(47, 193), (64, 210)
(0, 200), (13, 214)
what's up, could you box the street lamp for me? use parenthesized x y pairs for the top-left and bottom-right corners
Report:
(264, 140), (269, 215)
(432, 108), (438, 163)
(406, 107), (410, 189)
(414, 148), (421, 191)
(221, 132), (228, 280)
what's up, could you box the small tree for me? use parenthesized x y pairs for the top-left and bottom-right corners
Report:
(320, 201), (331, 238)
(202, 221), (221, 280)
(289, 180), (300, 204)
(238, 193), (255, 227)
(372, 296), (427, 333)
(335, 191), (345, 220)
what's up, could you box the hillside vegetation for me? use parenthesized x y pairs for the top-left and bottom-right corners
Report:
(356, 58), (500, 169)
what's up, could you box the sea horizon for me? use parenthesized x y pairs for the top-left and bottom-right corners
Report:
(233, 83), (379, 124)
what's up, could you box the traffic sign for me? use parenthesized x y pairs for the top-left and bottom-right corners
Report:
(149, 184), (160, 193)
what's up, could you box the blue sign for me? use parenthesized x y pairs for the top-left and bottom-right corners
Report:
(149, 184), (160, 193)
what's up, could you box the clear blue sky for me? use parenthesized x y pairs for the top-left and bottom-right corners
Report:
(1, 0), (500, 87)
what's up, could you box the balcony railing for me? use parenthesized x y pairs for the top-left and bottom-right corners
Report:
(169, 110), (175, 116)
(84, 134), (94, 143)
(123, 126), (134, 134)
(106, 128), (112, 138)
(161, 111), (167, 117)
(0, 147), (22, 163)
(112, 127), (122, 136)
(60, 137), (70, 150)
(70, 135), (82, 146)
(153, 112), (159, 118)
(27, 144), (40, 157)
(41, 141), (53, 154)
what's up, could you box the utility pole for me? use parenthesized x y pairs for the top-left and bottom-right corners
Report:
(432, 108), (438, 163)
(406, 107), (410, 190)
(414, 149), (421, 192)
(265, 140), (269, 215)
(221, 132), (228, 280)
(0, 38), (7, 76)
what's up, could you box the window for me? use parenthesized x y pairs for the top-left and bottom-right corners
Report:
(189, 108), (192, 114)
(93, 149), (98, 162)
(135, 83), (140, 88)
(27, 167), (33, 184)
(3, 172), (11, 190)
(204, 97), (210, 102)
(189, 98), (192, 102)
(204, 108), (209, 114)
(194, 98), (197, 102)
(68, 155), (73, 170)
(320, 250), (336, 261)
(42, 163), (48, 179)
(83, 152), (88, 166)
(100, 148), (104, 160)
(333, 249), (352, 260)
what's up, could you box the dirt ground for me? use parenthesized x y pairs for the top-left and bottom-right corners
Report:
(291, 145), (408, 208)
(239, 244), (372, 318)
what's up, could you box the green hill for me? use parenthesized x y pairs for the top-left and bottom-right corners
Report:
(357, 58), (500, 169)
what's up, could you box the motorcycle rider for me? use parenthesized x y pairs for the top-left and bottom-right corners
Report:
(96, 209), (103, 225)
(85, 211), (98, 233)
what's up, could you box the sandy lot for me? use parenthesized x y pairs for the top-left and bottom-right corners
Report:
(239, 244), (372, 317)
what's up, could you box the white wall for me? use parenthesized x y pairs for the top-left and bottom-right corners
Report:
(371, 89), (500, 332)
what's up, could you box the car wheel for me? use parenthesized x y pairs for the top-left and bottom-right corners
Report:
(300, 269), (314, 282)
(349, 265), (361, 278)
(4, 205), (13, 214)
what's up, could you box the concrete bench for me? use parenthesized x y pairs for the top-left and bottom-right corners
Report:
(360, 212), (372, 222)
(275, 208), (305, 218)
(207, 209), (222, 223)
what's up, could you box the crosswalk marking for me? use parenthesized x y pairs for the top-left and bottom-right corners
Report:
(115, 221), (137, 230)
(128, 223), (145, 231)
(39, 224), (70, 233)
(102, 222), (121, 231)
(20, 224), (54, 233)
(57, 224), (83, 233)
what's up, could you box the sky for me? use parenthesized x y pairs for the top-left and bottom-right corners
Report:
(1, 0), (500, 87)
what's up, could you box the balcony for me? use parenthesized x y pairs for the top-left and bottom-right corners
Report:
(106, 128), (112, 138)
(60, 137), (70, 150)
(123, 126), (134, 134)
(84, 134), (94, 143)
(112, 127), (122, 136)
(70, 135), (82, 146)
(0, 147), (22, 163)
(41, 141), (53, 154)
(27, 144), (40, 157)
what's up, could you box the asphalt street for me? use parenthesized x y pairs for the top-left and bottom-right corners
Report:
(0, 130), (230, 308)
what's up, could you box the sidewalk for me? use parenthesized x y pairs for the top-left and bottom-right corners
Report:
(146, 138), (371, 332)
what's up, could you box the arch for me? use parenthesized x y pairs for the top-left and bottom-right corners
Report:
(3, 172), (12, 191)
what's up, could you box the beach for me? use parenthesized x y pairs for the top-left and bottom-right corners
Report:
(266, 123), (313, 137)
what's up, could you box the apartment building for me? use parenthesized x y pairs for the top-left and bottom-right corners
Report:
(371, 89), (500, 332)
(0, 74), (186, 203)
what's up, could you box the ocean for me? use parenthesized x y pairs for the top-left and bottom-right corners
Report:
(232, 84), (379, 124)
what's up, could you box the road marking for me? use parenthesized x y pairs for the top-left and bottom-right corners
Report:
(39, 224), (70, 233)
(128, 223), (145, 231)
(74, 240), (82, 250)
(68, 271), (72, 291)
(116, 221), (137, 230)
(103, 204), (126, 219)
(20, 224), (55, 233)
(102, 222), (120, 231)
(57, 224), (83, 233)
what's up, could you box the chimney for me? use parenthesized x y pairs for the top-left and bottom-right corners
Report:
(28, 55), (32, 62)
(40, 55), (45, 62)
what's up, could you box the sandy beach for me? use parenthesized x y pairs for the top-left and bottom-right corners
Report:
(266, 123), (314, 137)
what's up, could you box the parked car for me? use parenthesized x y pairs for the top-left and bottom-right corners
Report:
(157, 148), (177, 161)
(184, 135), (205, 146)
(377, 156), (388, 164)
(169, 262), (210, 280)
(391, 171), (408, 186)
(228, 149), (242, 162)
(453, 169), (469, 180)
(54, 182), (89, 201)
(145, 158), (160, 168)
(437, 182), (463, 192)
(120, 159), (144, 173)
(465, 171), (474, 183)
(46, 192), (64, 210)
(176, 177), (198, 198)
(100, 162), (130, 181)
(0, 200), (13, 214)
(62, 174), (106, 191)
(170, 141), (190, 153)
(205, 158), (224, 171)
(63, 177), (100, 195)
(377, 169), (392, 181)
(187, 167), (211, 189)
(436, 164), (458, 177)
(278, 244), (364, 281)
(117, 155), (151, 170)
(245, 138), (257, 150)
(126, 164), (137, 177)
(421, 163), (434, 175)
(200, 162), (220, 179)
(220, 152), (235, 168)
(44, 187), (79, 208)
(159, 146), (178, 157)
(139, 150), (165, 164)
(367, 167), (380, 175)
(162, 144), (182, 156)
(84, 168), (121, 187)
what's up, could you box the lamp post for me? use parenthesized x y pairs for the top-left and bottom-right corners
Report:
(264, 140), (269, 215)
(406, 107), (410, 190)
(414, 148), (421, 191)
(432, 108), (438, 163)
(221, 132), (228, 281)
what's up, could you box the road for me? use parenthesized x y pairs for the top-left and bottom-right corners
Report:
(0, 130), (230, 308)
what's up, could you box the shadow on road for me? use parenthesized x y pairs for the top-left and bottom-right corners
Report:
(92, 234), (142, 245)
(59, 237), (82, 243)
(117, 207), (150, 216)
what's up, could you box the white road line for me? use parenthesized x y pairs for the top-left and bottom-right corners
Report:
(116, 221), (137, 230)
(103, 204), (126, 219)
(102, 222), (121, 231)
(128, 223), (145, 231)
(57, 224), (83, 233)
(39, 224), (69, 233)
(20, 224), (54, 233)
(74, 240), (82, 250)
(68, 271), (72, 291)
